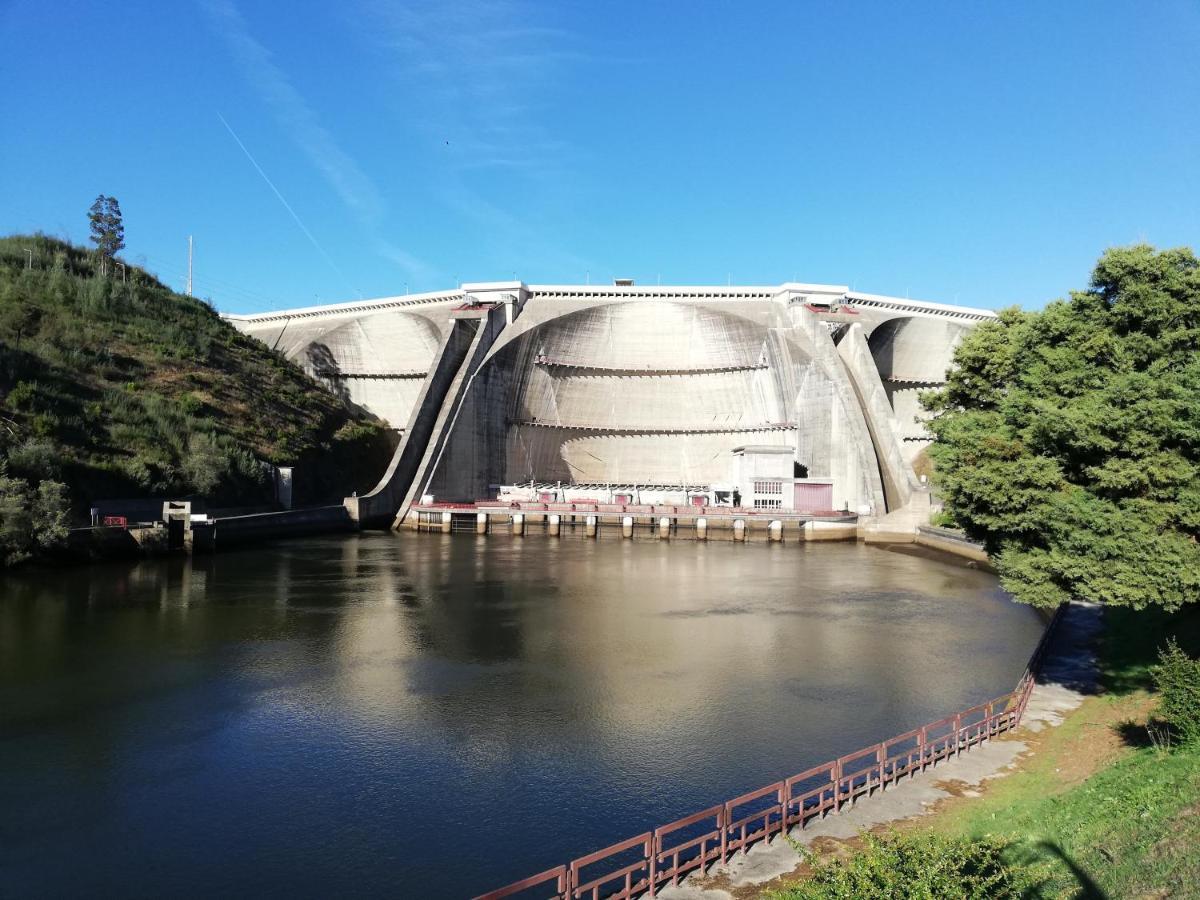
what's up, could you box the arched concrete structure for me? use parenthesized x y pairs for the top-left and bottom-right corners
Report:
(224, 281), (995, 526)
(866, 315), (973, 462)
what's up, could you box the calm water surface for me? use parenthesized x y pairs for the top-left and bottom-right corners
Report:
(0, 534), (1044, 898)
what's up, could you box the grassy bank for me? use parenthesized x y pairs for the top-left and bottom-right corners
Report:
(0, 234), (394, 522)
(769, 605), (1200, 899)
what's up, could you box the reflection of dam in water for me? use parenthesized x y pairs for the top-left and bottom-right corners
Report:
(225, 281), (994, 527)
(0, 535), (1044, 898)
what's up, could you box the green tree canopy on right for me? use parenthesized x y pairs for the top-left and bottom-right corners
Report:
(923, 245), (1200, 611)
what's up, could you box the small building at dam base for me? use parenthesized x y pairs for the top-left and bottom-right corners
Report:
(224, 279), (995, 530)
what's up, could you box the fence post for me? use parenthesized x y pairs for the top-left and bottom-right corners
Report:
(648, 832), (657, 897)
(643, 835), (653, 898)
(877, 741), (886, 792)
(776, 784), (786, 839)
(954, 714), (962, 757)
(720, 803), (728, 864)
(832, 759), (843, 812)
(918, 726), (927, 775)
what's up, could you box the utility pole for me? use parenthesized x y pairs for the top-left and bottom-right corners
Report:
(186, 235), (194, 296)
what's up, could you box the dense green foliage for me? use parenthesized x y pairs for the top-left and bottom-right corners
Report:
(0, 233), (394, 531)
(924, 245), (1200, 610)
(771, 833), (1018, 899)
(0, 466), (68, 565)
(1154, 639), (1200, 744)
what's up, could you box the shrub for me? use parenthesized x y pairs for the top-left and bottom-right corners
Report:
(772, 832), (1018, 900)
(7, 436), (61, 480)
(0, 470), (68, 565)
(1152, 639), (1200, 744)
(32, 480), (69, 550)
(182, 431), (231, 495)
(0, 471), (33, 566)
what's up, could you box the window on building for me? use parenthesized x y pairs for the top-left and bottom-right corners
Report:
(753, 481), (783, 495)
(753, 499), (782, 509)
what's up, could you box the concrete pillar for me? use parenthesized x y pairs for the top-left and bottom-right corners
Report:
(440, 511), (452, 534)
(585, 514), (597, 537)
(769, 520), (783, 542)
(512, 513), (524, 536)
(548, 514), (561, 536)
(621, 515), (633, 539)
(696, 517), (707, 540)
(476, 512), (488, 535)
(658, 516), (671, 539)
(733, 518), (746, 542)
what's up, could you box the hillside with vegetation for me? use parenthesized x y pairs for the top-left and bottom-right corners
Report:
(0, 233), (393, 562)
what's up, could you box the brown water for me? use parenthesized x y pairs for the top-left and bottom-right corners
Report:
(0, 533), (1043, 898)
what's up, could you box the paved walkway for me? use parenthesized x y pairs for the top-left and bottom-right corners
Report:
(659, 603), (1101, 899)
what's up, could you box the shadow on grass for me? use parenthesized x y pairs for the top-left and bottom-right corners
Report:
(1101, 606), (1200, 696)
(1014, 841), (1108, 900)
(1032, 841), (1107, 899)
(1113, 718), (1181, 754)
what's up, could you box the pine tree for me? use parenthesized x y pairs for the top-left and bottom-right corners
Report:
(87, 195), (125, 273)
(923, 245), (1200, 611)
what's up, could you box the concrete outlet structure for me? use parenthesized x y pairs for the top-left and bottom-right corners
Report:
(225, 280), (994, 529)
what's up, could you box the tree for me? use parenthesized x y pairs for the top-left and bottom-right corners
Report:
(0, 469), (33, 566)
(0, 463), (69, 567)
(87, 195), (125, 270)
(923, 245), (1200, 611)
(32, 479), (69, 551)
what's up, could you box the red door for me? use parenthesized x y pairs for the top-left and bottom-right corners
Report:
(793, 482), (832, 513)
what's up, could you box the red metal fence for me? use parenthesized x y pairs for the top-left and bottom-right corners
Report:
(475, 605), (1065, 900)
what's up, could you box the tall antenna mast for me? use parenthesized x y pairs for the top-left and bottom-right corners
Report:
(186, 235), (194, 296)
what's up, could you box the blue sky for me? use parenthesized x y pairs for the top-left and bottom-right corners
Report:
(2, 1), (1198, 313)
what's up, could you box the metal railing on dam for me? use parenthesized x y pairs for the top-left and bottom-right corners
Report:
(475, 605), (1065, 900)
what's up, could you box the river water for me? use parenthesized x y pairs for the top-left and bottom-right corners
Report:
(0, 534), (1043, 898)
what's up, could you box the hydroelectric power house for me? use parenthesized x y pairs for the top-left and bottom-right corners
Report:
(225, 281), (995, 529)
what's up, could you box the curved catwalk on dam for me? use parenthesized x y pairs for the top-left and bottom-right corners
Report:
(226, 281), (994, 527)
(0, 536), (1044, 898)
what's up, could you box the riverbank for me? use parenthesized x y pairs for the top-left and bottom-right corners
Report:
(720, 604), (1200, 899)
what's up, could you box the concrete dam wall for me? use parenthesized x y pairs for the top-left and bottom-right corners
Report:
(225, 281), (993, 528)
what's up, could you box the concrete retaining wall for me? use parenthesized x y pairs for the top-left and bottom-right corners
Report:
(915, 524), (989, 563)
(196, 505), (354, 550)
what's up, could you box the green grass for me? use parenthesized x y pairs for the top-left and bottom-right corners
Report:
(951, 724), (1200, 897)
(0, 233), (394, 515)
(768, 605), (1200, 899)
(932, 605), (1200, 898)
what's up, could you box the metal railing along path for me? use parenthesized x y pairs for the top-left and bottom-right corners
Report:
(475, 605), (1066, 900)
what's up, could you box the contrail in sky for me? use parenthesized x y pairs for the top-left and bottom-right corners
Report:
(217, 111), (362, 299)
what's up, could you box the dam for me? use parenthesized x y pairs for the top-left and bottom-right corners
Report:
(225, 281), (994, 530)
